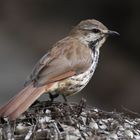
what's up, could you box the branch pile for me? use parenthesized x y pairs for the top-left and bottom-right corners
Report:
(0, 99), (140, 140)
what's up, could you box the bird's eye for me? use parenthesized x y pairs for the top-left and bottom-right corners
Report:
(91, 28), (100, 33)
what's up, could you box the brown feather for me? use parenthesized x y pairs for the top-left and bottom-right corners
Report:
(45, 71), (76, 83)
(8, 87), (46, 120)
(0, 84), (53, 120)
(26, 37), (92, 87)
(0, 84), (35, 117)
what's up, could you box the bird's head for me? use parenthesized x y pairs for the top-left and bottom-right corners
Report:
(70, 19), (119, 49)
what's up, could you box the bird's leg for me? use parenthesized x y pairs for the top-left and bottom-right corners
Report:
(61, 94), (74, 113)
(49, 93), (59, 102)
(62, 94), (68, 102)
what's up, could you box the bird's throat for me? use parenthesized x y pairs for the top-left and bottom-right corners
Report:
(88, 36), (105, 52)
(88, 41), (97, 51)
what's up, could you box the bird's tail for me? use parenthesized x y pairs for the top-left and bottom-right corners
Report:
(0, 84), (50, 120)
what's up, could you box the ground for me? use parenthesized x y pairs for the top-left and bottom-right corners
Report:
(0, 99), (140, 140)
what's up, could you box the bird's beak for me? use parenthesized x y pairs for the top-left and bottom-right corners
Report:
(104, 30), (120, 36)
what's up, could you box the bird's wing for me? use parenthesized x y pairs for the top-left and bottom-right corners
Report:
(25, 37), (93, 87)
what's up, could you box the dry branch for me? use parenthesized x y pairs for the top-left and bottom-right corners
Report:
(0, 99), (140, 140)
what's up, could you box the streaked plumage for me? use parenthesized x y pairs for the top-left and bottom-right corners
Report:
(0, 19), (118, 120)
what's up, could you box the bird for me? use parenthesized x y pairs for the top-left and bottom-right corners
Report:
(0, 19), (119, 120)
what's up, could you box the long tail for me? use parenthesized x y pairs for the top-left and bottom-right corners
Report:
(0, 84), (50, 120)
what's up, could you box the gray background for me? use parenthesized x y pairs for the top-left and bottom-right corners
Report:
(0, 0), (140, 113)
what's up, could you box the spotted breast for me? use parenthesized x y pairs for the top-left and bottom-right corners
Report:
(47, 47), (99, 97)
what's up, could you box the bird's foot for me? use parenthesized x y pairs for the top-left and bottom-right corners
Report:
(61, 94), (75, 112)
(76, 98), (87, 117)
(62, 94), (68, 103)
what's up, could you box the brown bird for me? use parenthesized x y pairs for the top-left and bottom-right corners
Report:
(0, 19), (119, 120)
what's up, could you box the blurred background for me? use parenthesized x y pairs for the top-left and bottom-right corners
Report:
(0, 0), (140, 113)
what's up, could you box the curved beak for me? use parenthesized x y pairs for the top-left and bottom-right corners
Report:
(104, 30), (120, 36)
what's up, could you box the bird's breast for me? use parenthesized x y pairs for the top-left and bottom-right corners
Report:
(47, 49), (99, 96)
